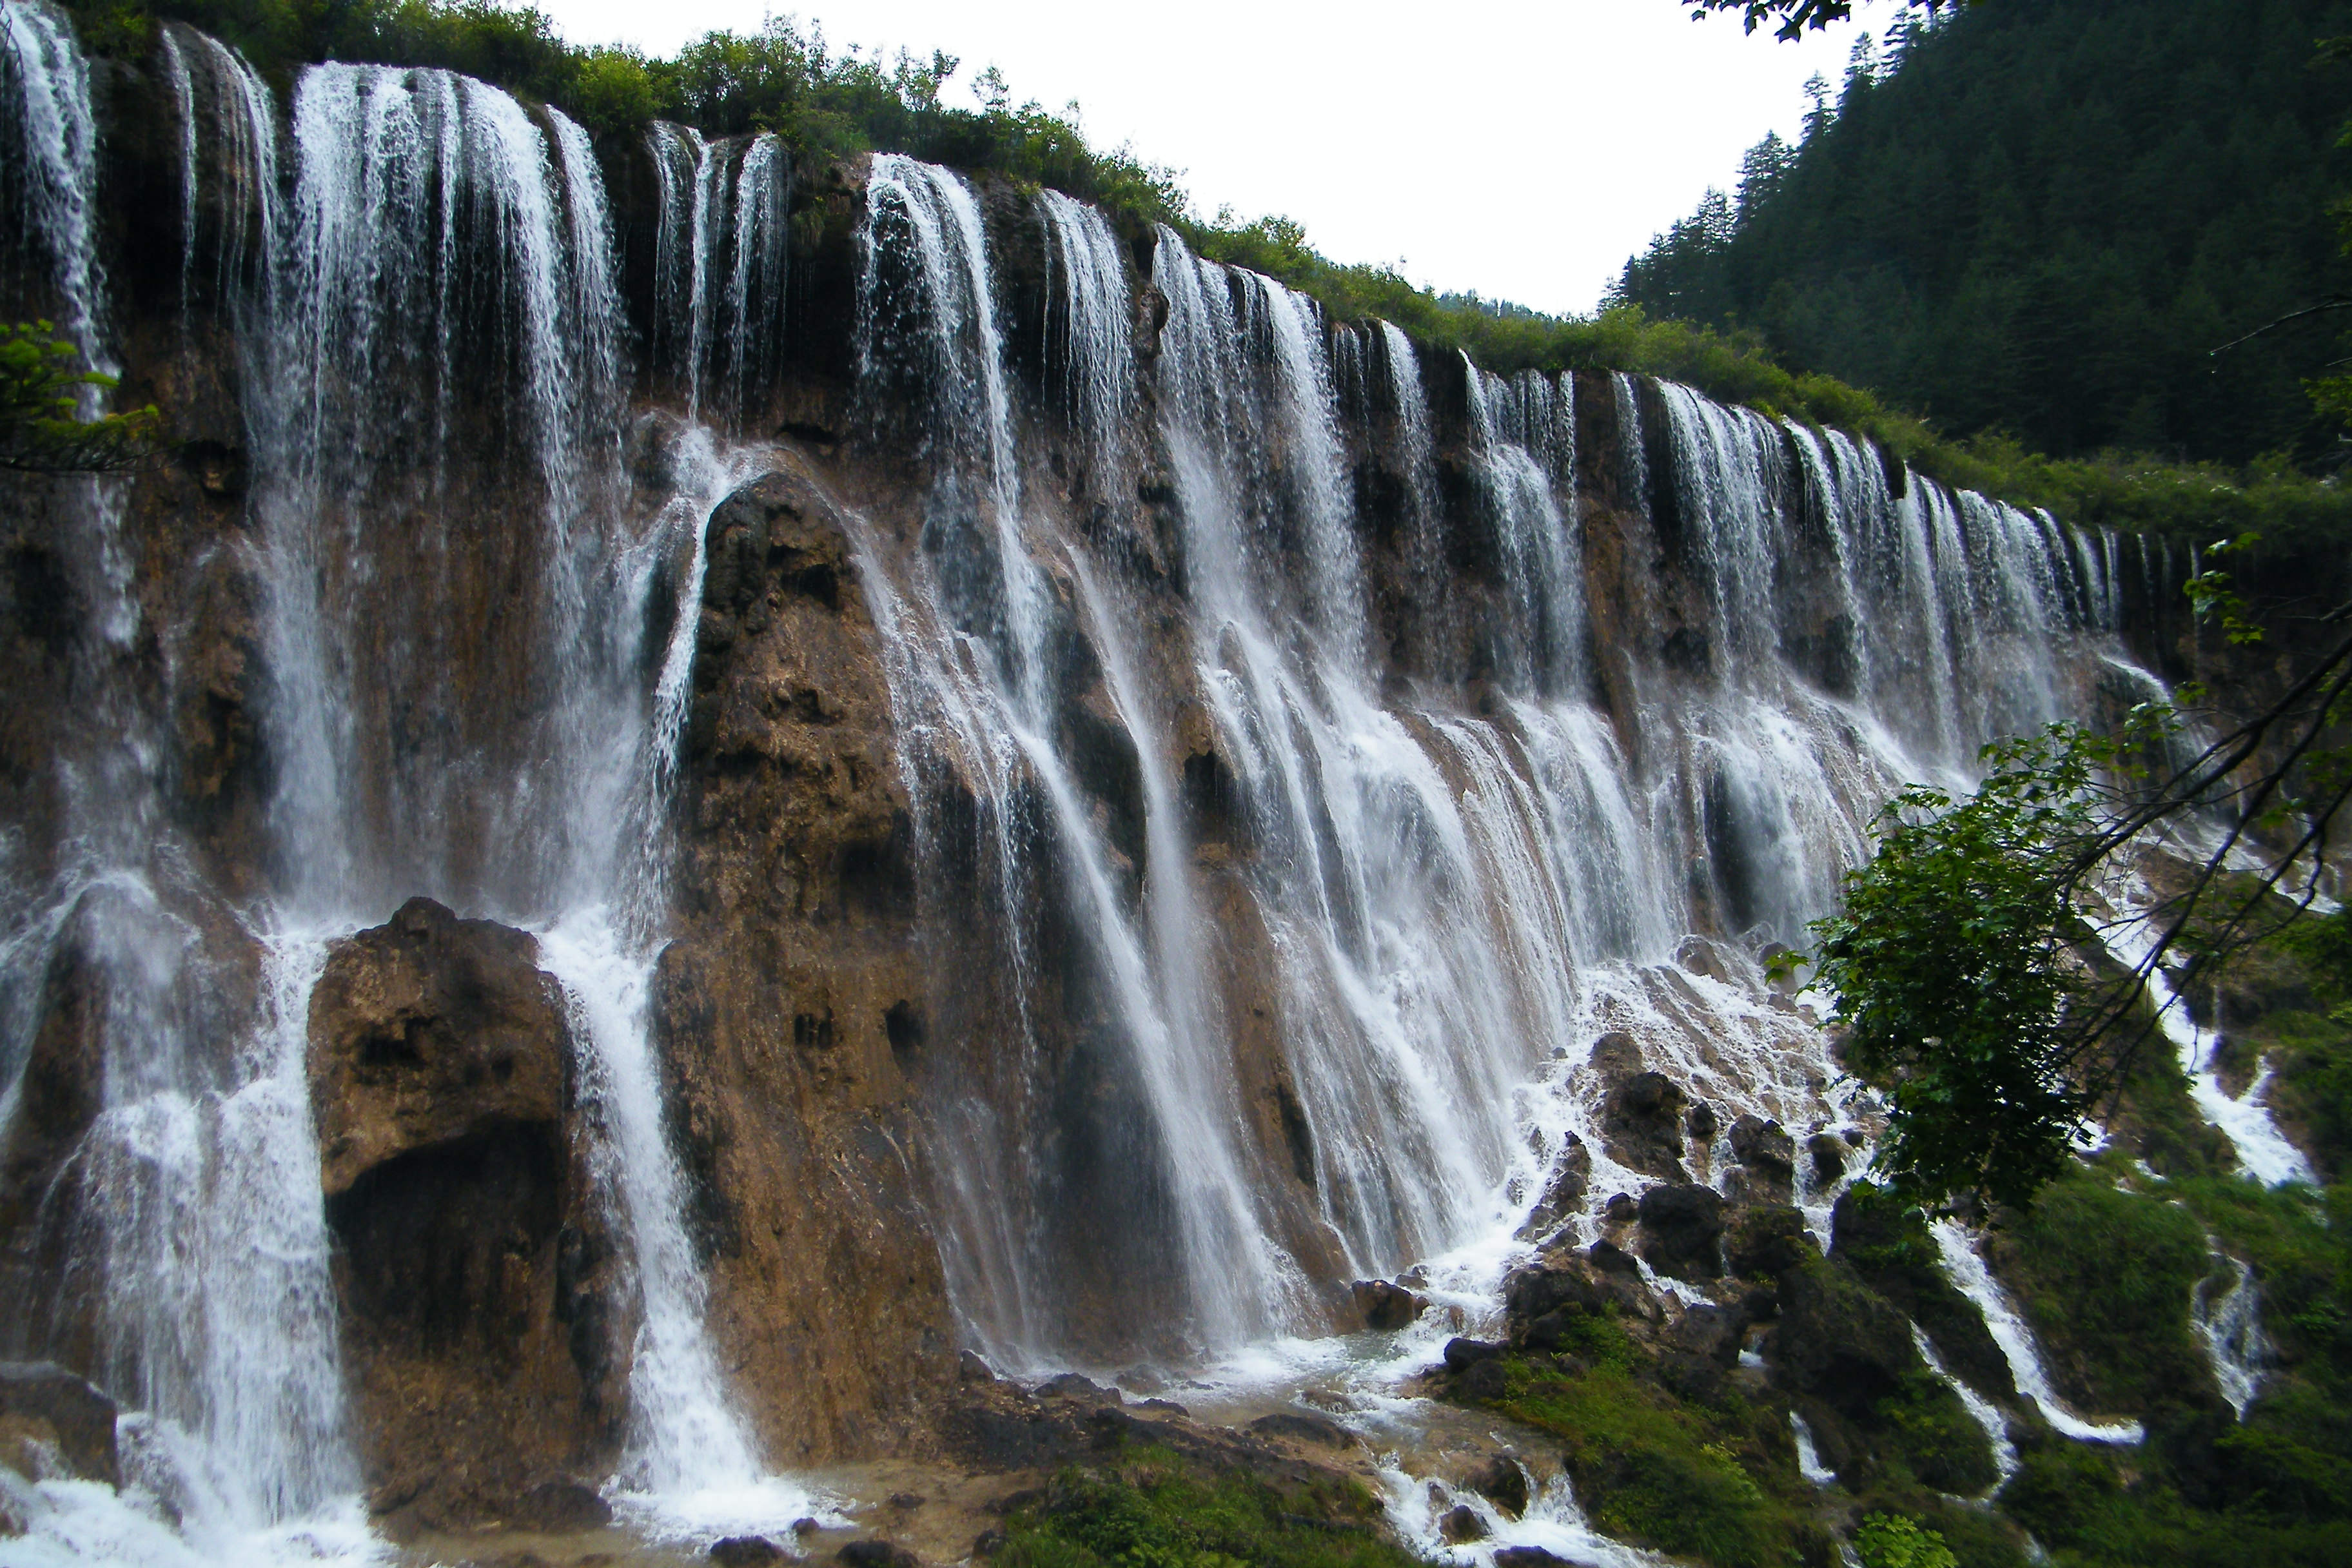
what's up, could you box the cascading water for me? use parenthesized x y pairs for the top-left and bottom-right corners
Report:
(1, 12), (2323, 1561)
(649, 121), (789, 429)
(1, 29), (814, 1560)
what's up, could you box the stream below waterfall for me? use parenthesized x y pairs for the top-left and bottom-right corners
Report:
(0, 7), (2324, 1565)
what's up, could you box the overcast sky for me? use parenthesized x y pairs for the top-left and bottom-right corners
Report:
(533, 0), (1906, 317)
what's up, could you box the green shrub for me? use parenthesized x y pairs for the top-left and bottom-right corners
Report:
(993, 1450), (1417, 1568)
(1856, 1513), (1959, 1568)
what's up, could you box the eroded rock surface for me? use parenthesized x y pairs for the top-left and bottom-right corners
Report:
(307, 897), (622, 1531)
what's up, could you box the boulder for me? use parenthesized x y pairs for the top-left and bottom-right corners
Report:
(1724, 1204), (1816, 1280)
(837, 1542), (921, 1568)
(711, 1540), (787, 1567)
(1457, 1358), (1510, 1402)
(1248, 1410), (1353, 1447)
(1806, 1132), (1849, 1182)
(308, 897), (571, 1198)
(1667, 1301), (1747, 1365)
(1686, 1102), (1720, 1141)
(1039, 1373), (1119, 1404)
(1516, 1134), (1592, 1238)
(1351, 1278), (1427, 1331)
(1443, 1337), (1507, 1373)
(1469, 1454), (1531, 1519)
(1728, 1115), (1796, 1182)
(1636, 1183), (1725, 1279)
(1440, 1504), (1489, 1543)
(1587, 1239), (1641, 1277)
(1494, 1549), (1578, 1568)
(1505, 1262), (1605, 1326)
(1602, 1071), (1690, 1179)
(306, 897), (623, 1527)
(0, 1362), (118, 1485)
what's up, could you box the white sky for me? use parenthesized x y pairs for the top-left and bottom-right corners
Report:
(533, 0), (1906, 316)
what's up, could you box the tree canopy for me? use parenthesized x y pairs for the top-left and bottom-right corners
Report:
(1633, 0), (2352, 468)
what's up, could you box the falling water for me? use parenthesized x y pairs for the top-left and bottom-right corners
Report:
(0, 15), (2311, 1561)
(2192, 1252), (2271, 1418)
(648, 122), (789, 427)
(1930, 1219), (2144, 1445)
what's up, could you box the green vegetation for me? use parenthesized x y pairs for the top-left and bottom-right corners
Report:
(1853, 1513), (1959, 1568)
(1803, 723), (2169, 1209)
(1983, 1161), (2352, 1567)
(1993, 1171), (2214, 1415)
(1630, 0), (2352, 470)
(0, 319), (159, 474)
(1482, 1353), (1832, 1568)
(986, 1446), (1417, 1568)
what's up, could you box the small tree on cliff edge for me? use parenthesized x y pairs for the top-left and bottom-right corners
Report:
(1686, 0), (1976, 45)
(1, 320), (159, 476)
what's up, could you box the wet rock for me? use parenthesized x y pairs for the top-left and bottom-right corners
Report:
(1516, 1134), (1592, 1239)
(306, 898), (622, 1527)
(1667, 1301), (1747, 1365)
(959, 1349), (997, 1382)
(1587, 1239), (1640, 1277)
(837, 1542), (922, 1568)
(1440, 1504), (1489, 1543)
(1686, 1102), (1719, 1141)
(1351, 1278), (1427, 1331)
(1444, 1337), (1506, 1372)
(1470, 1454), (1530, 1519)
(1724, 1204), (1816, 1280)
(1248, 1410), (1353, 1447)
(508, 1479), (611, 1531)
(1636, 1182), (1725, 1279)
(0, 1362), (118, 1485)
(1603, 1192), (1638, 1225)
(1039, 1373), (1119, 1404)
(1601, 1064), (1690, 1179)
(308, 897), (573, 1197)
(1728, 1115), (1796, 1182)
(1505, 1262), (1606, 1325)
(1494, 1549), (1578, 1568)
(1805, 1132), (1848, 1182)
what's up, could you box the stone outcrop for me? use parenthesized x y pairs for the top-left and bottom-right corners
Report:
(306, 897), (623, 1531)
(1636, 1182), (1725, 1279)
(0, 1362), (119, 1485)
(1587, 1033), (1690, 1179)
(656, 461), (962, 1462)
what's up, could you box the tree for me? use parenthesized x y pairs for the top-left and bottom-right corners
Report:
(1, 321), (160, 475)
(1687, 0), (1974, 44)
(1798, 575), (2352, 1210)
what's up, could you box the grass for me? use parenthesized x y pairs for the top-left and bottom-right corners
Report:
(987, 1446), (1421, 1568)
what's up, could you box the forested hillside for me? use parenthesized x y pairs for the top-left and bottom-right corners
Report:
(1621, 0), (2352, 466)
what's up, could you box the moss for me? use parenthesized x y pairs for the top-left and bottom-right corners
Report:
(1995, 1171), (2213, 1418)
(992, 1447), (1420, 1568)
(1998, 1437), (2352, 1568)
(1873, 1373), (1999, 1496)
(1484, 1357), (1832, 1568)
(1854, 1513), (1957, 1568)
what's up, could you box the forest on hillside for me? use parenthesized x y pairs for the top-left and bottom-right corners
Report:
(1621, 0), (2352, 468)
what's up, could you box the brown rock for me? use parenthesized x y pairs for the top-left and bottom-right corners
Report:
(0, 1362), (118, 1485)
(1440, 1504), (1488, 1543)
(1351, 1278), (1426, 1331)
(1636, 1182), (1726, 1279)
(307, 897), (622, 1528)
(711, 1539), (788, 1567)
(1469, 1454), (1530, 1519)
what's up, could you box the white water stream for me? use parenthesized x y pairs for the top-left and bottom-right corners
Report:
(0, 14), (2324, 1562)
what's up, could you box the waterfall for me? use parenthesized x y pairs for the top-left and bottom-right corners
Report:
(1930, 1219), (2145, 1445)
(1, 12), (2312, 1560)
(2192, 1252), (2271, 1418)
(648, 122), (789, 428)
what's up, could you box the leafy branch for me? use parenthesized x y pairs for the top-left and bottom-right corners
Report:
(1, 320), (161, 475)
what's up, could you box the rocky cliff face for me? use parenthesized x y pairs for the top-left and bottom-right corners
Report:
(0, 13), (2318, 1560)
